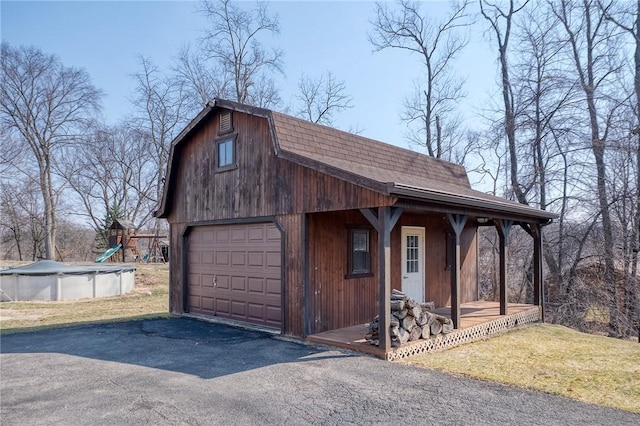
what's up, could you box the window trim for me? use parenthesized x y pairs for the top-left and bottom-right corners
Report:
(346, 226), (373, 279)
(215, 134), (237, 171)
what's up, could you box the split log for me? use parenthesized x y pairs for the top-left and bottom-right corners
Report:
(416, 311), (433, 327)
(391, 327), (400, 339)
(398, 327), (410, 344)
(389, 315), (400, 328)
(409, 305), (422, 318)
(390, 299), (405, 311)
(409, 326), (422, 341)
(402, 315), (416, 331)
(394, 308), (408, 319)
(421, 324), (431, 339)
(441, 319), (454, 334)
(420, 301), (435, 312)
(391, 289), (406, 302)
(405, 297), (419, 310)
(430, 320), (443, 335)
(434, 314), (450, 324)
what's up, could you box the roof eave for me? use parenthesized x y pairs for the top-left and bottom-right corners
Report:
(390, 183), (558, 222)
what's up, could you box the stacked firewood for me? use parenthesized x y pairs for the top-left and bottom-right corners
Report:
(365, 289), (454, 347)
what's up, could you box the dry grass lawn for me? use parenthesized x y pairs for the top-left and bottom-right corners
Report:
(402, 324), (640, 413)
(0, 262), (169, 333)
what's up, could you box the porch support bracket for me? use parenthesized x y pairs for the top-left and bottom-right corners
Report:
(447, 213), (468, 329)
(361, 207), (402, 353)
(496, 219), (513, 316)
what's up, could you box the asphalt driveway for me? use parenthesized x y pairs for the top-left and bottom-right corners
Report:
(1, 318), (637, 425)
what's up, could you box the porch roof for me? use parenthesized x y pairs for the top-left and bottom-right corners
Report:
(156, 99), (557, 222)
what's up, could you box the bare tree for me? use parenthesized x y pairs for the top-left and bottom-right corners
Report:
(550, 0), (629, 336)
(369, 0), (472, 159)
(480, 0), (530, 204)
(199, 0), (283, 108)
(599, 0), (640, 341)
(60, 122), (158, 237)
(0, 178), (47, 261)
(173, 43), (230, 111)
(131, 56), (189, 203)
(295, 71), (353, 125)
(0, 43), (101, 259)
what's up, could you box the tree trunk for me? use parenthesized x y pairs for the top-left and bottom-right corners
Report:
(41, 159), (56, 260)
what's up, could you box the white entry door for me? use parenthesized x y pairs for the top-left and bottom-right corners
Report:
(401, 226), (425, 301)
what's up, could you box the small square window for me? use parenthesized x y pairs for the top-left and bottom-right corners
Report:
(349, 228), (371, 276)
(217, 137), (235, 169)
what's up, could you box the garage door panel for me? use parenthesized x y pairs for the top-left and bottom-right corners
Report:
(231, 300), (247, 317)
(266, 226), (280, 241)
(231, 251), (246, 266)
(201, 252), (214, 265)
(231, 276), (246, 291)
(216, 275), (230, 290)
(188, 251), (201, 265)
(188, 295), (201, 309)
(248, 252), (264, 267)
(247, 303), (265, 321)
(215, 228), (230, 242)
(266, 252), (281, 267)
(248, 226), (264, 240)
(265, 305), (281, 323)
(231, 228), (246, 242)
(202, 297), (215, 312)
(265, 278), (281, 295)
(215, 298), (230, 314)
(199, 274), (213, 288)
(187, 223), (282, 329)
(248, 277), (264, 293)
(216, 251), (229, 266)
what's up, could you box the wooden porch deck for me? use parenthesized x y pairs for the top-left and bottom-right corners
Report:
(306, 301), (541, 361)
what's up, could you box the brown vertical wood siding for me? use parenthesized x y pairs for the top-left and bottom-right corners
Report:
(276, 214), (305, 337)
(306, 210), (478, 334)
(168, 223), (187, 315)
(307, 211), (379, 334)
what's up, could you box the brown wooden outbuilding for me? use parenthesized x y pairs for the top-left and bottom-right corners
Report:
(156, 99), (556, 352)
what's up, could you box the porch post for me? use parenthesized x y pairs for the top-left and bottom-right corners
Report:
(378, 207), (391, 352)
(496, 220), (513, 316)
(532, 223), (545, 322)
(365, 206), (401, 352)
(447, 214), (468, 329)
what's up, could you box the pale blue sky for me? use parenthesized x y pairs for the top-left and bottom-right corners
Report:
(1, 0), (498, 150)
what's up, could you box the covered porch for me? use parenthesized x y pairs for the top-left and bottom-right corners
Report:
(307, 301), (541, 360)
(359, 183), (555, 354)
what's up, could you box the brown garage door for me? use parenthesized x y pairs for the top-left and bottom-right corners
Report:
(187, 223), (282, 329)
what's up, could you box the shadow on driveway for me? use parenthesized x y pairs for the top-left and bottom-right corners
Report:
(0, 317), (355, 379)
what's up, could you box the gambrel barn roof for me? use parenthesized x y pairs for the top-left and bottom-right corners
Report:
(156, 99), (556, 222)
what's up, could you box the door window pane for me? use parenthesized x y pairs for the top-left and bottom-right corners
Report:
(406, 235), (419, 273)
